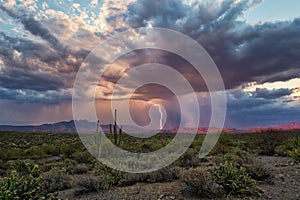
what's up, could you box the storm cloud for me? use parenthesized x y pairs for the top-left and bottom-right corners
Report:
(0, 0), (300, 127)
(124, 0), (300, 89)
(252, 88), (293, 99)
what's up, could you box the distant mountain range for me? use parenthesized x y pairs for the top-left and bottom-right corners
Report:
(243, 122), (300, 133)
(0, 120), (95, 133)
(0, 120), (299, 133)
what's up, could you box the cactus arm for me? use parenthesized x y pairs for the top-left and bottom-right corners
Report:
(118, 125), (123, 146)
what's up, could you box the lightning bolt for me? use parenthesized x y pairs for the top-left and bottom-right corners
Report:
(145, 101), (164, 130)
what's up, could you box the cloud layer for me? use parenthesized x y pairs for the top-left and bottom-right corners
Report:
(0, 0), (299, 127)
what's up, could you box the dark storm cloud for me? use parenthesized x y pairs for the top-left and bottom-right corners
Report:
(97, 49), (208, 101)
(0, 32), (50, 59)
(224, 87), (300, 127)
(0, 6), (90, 102)
(0, 32), (79, 91)
(124, 0), (300, 91)
(224, 19), (300, 86)
(252, 88), (293, 99)
(0, 88), (71, 104)
(0, 5), (61, 49)
(2, 0), (299, 103)
(125, 0), (187, 28)
(227, 103), (300, 128)
(227, 89), (271, 110)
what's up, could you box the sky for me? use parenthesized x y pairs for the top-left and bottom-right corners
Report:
(0, 0), (299, 128)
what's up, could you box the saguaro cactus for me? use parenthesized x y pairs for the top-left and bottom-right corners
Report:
(110, 109), (123, 146)
(95, 120), (102, 157)
(109, 123), (112, 140)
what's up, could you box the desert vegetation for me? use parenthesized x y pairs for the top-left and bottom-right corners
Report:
(0, 130), (299, 199)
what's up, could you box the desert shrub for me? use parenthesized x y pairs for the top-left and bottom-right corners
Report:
(180, 167), (214, 198)
(244, 161), (271, 181)
(138, 142), (164, 152)
(275, 145), (289, 156)
(63, 158), (78, 174)
(119, 173), (141, 186)
(42, 143), (60, 156)
(177, 148), (201, 168)
(220, 151), (271, 181)
(285, 136), (300, 149)
(0, 169), (5, 176)
(212, 161), (259, 196)
(42, 162), (64, 173)
(256, 131), (288, 155)
(13, 161), (40, 177)
(0, 148), (25, 161)
(0, 161), (57, 199)
(0, 170), (41, 199)
(276, 136), (300, 161)
(237, 140), (250, 152)
(26, 146), (47, 159)
(95, 163), (124, 186)
(73, 163), (88, 174)
(60, 143), (78, 158)
(218, 134), (236, 146)
(0, 160), (5, 170)
(41, 158), (80, 175)
(41, 158), (75, 173)
(210, 144), (238, 156)
(288, 148), (300, 162)
(120, 166), (180, 186)
(144, 167), (179, 183)
(76, 176), (109, 194)
(189, 135), (204, 150)
(72, 151), (93, 164)
(83, 167), (123, 191)
(41, 168), (71, 193)
(209, 134), (239, 156)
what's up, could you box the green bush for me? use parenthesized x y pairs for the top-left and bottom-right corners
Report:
(275, 145), (289, 156)
(13, 161), (41, 177)
(0, 170), (41, 199)
(26, 146), (47, 159)
(189, 135), (204, 150)
(143, 167), (179, 183)
(212, 161), (259, 196)
(209, 134), (239, 156)
(177, 148), (201, 168)
(286, 136), (300, 149)
(0, 161), (57, 199)
(138, 141), (164, 152)
(60, 143), (78, 158)
(276, 136), (300, 161)
(256, 131), (288, 155)
(218, 134), (236, 146)
(42, 144), (60, 156)
(76, 176), (109, 193)
(220, 151), (271, 181)
(288, 148), (300, 162)
(41, 168), (71, 193)
(0, 169), (5, 176)
(119, 166), (180, 186)
(72, 151), (93, 164)
(180, 167), (214, 198)
(0, 148), (25, 161)
(73, 163), (88, 174)
(95, 163), (124, 186)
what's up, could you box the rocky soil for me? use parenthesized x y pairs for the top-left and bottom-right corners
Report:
(59, 155), (299, 200)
